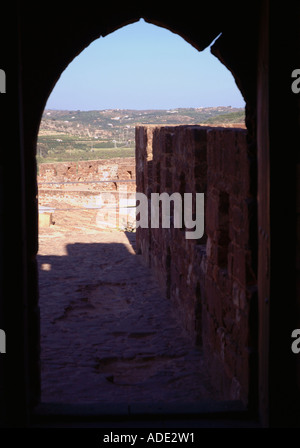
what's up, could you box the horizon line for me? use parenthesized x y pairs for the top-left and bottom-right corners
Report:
(43, 105), (245, 112)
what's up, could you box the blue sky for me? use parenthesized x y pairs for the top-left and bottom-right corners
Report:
(46, 19), (245, 111)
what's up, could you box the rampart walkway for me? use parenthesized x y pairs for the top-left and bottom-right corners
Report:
(38, 218), (216, 406)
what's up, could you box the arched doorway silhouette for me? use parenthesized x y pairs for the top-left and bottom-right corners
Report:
(5, 3), (287, 429)
(36, 18), (254, 412)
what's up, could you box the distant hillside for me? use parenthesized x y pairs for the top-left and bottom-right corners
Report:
(204, 110), (245, 124)
(37, 107), (245, 164)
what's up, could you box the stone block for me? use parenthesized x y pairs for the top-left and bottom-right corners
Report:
(39, 211), (54, 228)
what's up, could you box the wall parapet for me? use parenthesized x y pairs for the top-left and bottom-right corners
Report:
(135, 124), (257, 406)
(38, 157), (136, 187)
(37, 157), (136, 229)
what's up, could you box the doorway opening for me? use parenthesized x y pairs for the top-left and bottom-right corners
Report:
(36, 19), (250, 413)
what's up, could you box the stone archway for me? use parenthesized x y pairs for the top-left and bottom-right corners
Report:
(3, 0), (300, 430)
(3, 2), (264, 425)
(34, 17), (248, 410)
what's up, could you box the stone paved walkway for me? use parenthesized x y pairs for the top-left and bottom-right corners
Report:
(38, 209), (216, 405)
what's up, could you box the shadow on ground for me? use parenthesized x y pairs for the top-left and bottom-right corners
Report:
(38, 230), (217, 406)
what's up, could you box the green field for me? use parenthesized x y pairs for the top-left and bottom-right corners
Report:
(37, 134), (135, 165)
(37, 107), (245, 166)
(204, 110), (245, 124)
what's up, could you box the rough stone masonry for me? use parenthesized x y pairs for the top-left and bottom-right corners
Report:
(135, 125), (257, 405)
(38, 157), (136, 229)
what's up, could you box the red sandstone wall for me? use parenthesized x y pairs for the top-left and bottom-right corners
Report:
(135, 126), (207, 338)
(37, 157), (136, 191)
(204, 128), (257, 404)
(38, 158), (136, 229)
(135, 125), (257, 405)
